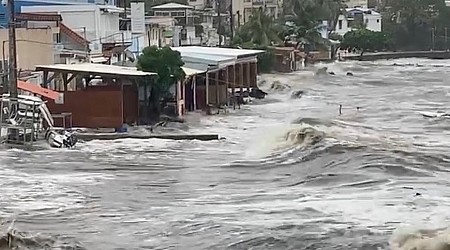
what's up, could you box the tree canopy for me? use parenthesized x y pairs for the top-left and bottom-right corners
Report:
(137, 46), (185, 94)
(340, 29), (390, 55)
(380, 0), (450, 50)
(137, 46), (185, 120)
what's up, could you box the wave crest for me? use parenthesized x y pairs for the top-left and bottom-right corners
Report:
(0, 220), (85, 250)
(390, 227), (450, 250)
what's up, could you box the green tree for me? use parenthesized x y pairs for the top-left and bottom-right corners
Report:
(380, 0), (450, 50)
(137, 46), (185, 120)
(340, 29), (390, 56)
(280, 0), (338, 49)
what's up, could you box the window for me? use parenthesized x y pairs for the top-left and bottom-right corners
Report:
(170, 11), (185, 17)
(338, 20), (343, 30)
(377, 19), (380, 23)
(53, 33), (61, 43)
(155, 11), (169, 16)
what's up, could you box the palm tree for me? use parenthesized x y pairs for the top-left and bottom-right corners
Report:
(234, 7), (282, 47)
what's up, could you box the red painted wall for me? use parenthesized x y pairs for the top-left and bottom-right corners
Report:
(46, 85), (123, 128)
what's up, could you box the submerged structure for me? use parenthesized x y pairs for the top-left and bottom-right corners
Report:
(0, 94), (77, 148)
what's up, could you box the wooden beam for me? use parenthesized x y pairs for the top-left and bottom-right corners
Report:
(66, 73), (78, 85)
(44, 72), (57, 87)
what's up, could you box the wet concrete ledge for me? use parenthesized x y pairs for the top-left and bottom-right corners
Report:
(76, 133), (221, 141)
(343, 51), (450, 61)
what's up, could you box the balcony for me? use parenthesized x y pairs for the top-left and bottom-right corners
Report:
(99, 31), (133, 44)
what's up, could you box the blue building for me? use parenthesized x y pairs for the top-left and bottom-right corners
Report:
(0, 0), (108, 27)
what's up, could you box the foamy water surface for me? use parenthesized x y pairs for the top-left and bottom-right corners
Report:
(2, 58), (450, 249)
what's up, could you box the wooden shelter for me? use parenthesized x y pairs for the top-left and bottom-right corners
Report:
(35, 63), (156, 128)
(172, 46), (262, 110)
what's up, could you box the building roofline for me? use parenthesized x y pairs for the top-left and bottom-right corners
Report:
(35, 63), (157, 77)
(16, 12), (62, 21)
(59, 23), (89, 46)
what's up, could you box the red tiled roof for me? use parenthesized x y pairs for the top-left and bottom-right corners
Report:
(16, 13), (62, 21)
(59, 23), (89, 46)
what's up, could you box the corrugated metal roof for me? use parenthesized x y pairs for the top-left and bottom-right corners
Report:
(35, 63), (156, 77)
(172, 46), (264, 58)
(152, 3), (193, 9)
(181, 52), (235, 65)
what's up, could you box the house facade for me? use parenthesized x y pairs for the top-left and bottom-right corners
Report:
(150, 3), (202, 46)
(0, 0), (111, 27)
(334, 7), (382, 36)
(0, 28), (54, 71)
(21, 4), (130, 58)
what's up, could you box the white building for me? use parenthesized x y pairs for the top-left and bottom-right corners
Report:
(145, 17), (176, 47)
(151, 3), (202, 46)
(344, 0), (368, 8)
(21, 4), (130, 55)
(334, 7), (382, 36)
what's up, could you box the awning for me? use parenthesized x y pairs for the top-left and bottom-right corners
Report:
(17, 80), (60, 100)
(182, 66), (206, 77)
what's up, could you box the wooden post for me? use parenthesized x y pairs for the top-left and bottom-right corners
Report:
(215, 70), (219, 105)
(232, 64), (236, 109)
(8, 0), (17, 99)
(205, 72), (209, 105)
(62, 72), (68, 92)
(43, 70), (48, 88)
(225, 66), (229, 106)
(246, 62), (251, 91)
(182, 79), (186, 115)
(193, 75), (197, 110)
(239, 63), (243, 93)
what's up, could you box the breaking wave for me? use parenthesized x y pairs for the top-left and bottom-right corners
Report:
(0, 220), (85, 250)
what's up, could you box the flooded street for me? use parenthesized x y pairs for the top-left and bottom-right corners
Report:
(2, 59), (450, 249)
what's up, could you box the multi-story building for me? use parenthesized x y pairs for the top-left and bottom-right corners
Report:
(151, 2), (202, 46)
(232, 0), (282, 26)
(334, 7), (382, 36)
(0, 0), (110, 27)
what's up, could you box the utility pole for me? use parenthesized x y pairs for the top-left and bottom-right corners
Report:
(83, 27), (89, 62)
(229, 0), (234, 43)
(217, 0), (221, 47)
(8, 0), (17, 99)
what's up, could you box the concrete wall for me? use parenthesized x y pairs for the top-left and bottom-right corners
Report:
(0, 28), (54, 71)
